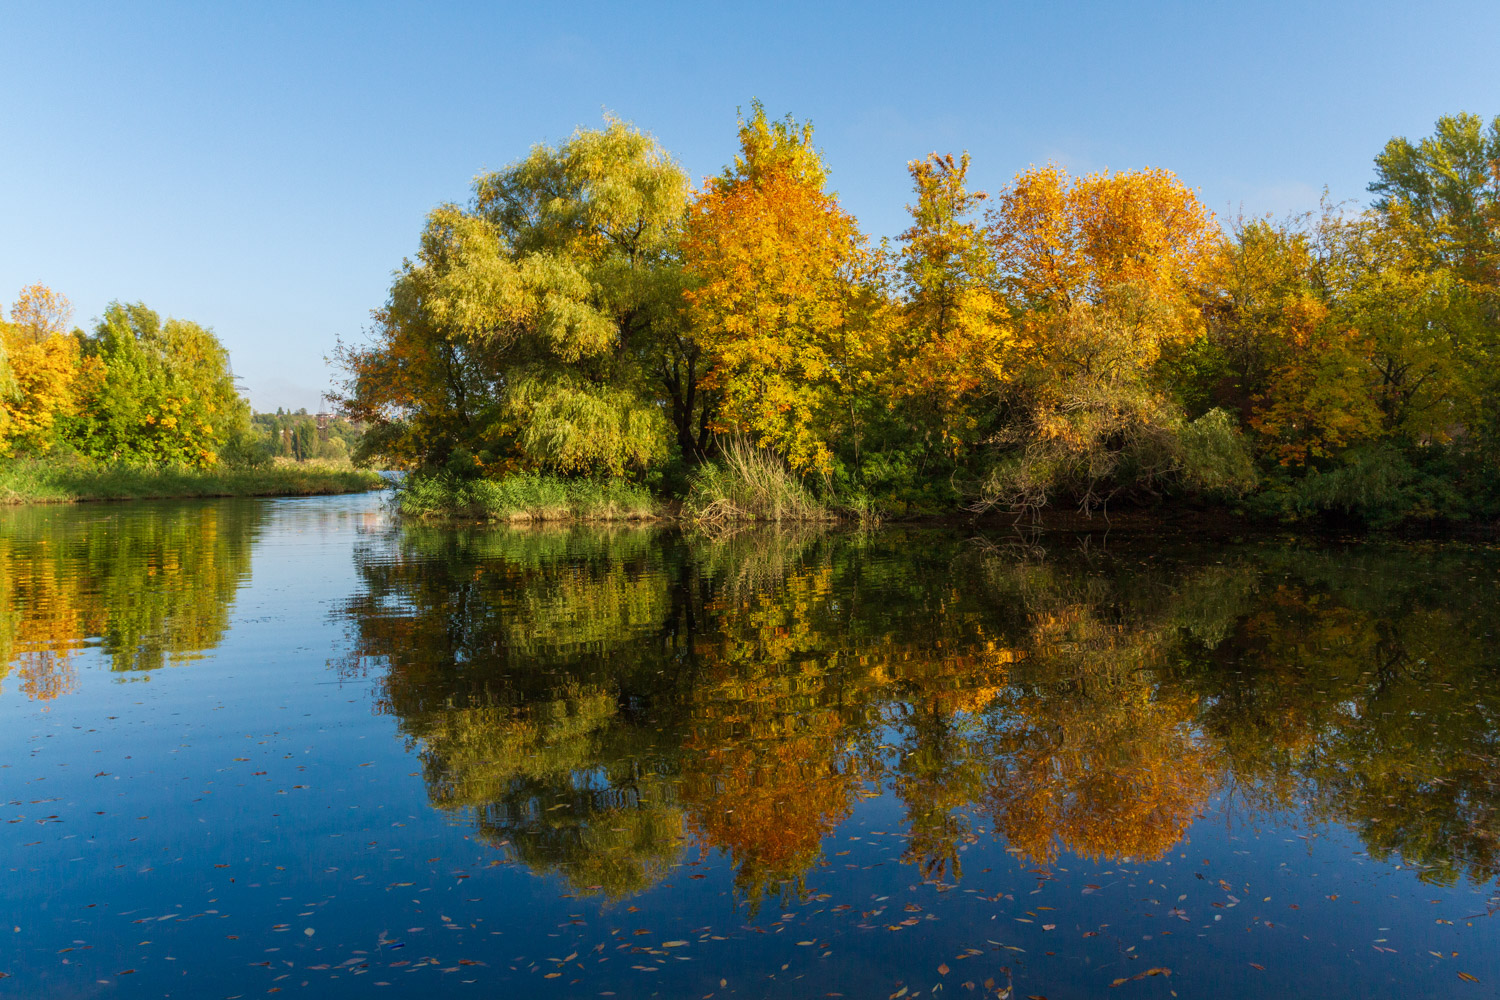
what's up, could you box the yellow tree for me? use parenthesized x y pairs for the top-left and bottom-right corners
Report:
(989, 164), (1220, 342)
(892, 152), (1012, 454)
(0, 283), (88, 456)
(9, 282), (74, 343)
(1247, 205), (1486, 467)
(682, 103), (883, 474)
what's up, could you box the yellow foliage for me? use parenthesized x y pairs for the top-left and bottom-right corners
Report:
(683, 107), (882, 474)
(0, 324), (90, 456)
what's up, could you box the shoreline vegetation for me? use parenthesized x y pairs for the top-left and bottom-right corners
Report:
(337, 106), (1500, 534)
(0, 458), (384, 505)
(7, 110), (1498, 531)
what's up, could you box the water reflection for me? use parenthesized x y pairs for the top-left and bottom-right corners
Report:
(336, 523), (1500, 907)
(0, 500), (263, 698)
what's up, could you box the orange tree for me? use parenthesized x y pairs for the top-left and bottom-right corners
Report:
(682, 103), (885, 476)
(978, 166), (1250, 513)
(866, 152), (1012, 498)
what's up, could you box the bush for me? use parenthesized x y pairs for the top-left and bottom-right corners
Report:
(682, 438), (833, 525)
(1179, 408), (1259, 498)
(396, 472), (657, 521)
(1267, 444), (1469, 529)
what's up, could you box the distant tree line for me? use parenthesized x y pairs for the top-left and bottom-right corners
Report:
(0, 291), (366, 470)
(247, 408), (364, 464)
(337, 106), (1500, 526)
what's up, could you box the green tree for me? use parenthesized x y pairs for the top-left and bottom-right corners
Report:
(70, 302), (243, 467)
(337, 118), (692, 476)
(1370, 112), (1500, 284)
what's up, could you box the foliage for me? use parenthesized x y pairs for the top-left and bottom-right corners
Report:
(67, 302), (244, 468)
(336, 118), (689, 477)
(888, 152), (1011, 457)
(333, 106), (1500, 528)
(682, 436), (833, 524)
(0, 315), (90, 455)
(396, 471), (657, 521)
(682, 103), (883, 475)
(1369, 111), (1500, 284)
(8, 282), (74, 343)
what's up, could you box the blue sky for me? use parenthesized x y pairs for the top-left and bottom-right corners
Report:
(3, 1), (1497, 411)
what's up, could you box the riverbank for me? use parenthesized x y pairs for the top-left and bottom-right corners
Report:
(0, 459), (386, 504)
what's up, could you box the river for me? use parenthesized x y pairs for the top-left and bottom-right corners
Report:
(2, 492), (1497, 998)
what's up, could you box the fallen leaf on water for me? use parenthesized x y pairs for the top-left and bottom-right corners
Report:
(937, 964), (949, 975)
(1110, 968), (1171, 988)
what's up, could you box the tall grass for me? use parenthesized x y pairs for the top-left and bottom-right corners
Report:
(682, 438), (834, 525)
(0, 457), (385, 504)
(397, 472), (658, 522)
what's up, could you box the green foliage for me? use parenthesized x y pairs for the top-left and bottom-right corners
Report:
(1252, 444), (1470, 529)
(1370, 111), (1500, 280)
(1178, 408), (1259, 497)
(337, 118), (690, 477)
(247, 409), (365, 465)
(70, 302), (242, 468)
(396, 471), (657, 522)
(682, 438), (833, 524)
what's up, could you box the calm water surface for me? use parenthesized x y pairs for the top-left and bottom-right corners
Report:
(2, 493), (1498, 998)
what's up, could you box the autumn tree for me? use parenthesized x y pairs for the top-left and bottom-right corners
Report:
(1370, 111), (1500, 286)
(9, 282), (74, 343)
(978, 166), (1252, 513)
(682, 103), (884, 475)
(0, 282), (89, 456)
(337, 118), (691, 476)
(888, 152), (1011, 461)
(70, 302), (244, 467)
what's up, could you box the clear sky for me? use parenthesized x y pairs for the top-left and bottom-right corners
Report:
(3, 1), (1497, 411)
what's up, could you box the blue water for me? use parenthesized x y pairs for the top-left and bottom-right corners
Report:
(1, 493), (1497, 998)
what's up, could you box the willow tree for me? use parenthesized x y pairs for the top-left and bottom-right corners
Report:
(338, 119), (696, 476)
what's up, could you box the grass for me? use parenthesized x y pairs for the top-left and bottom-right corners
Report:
(397, 472), (658, 522)
(682, 438), (835, 525)
(0, 457), (386, 504)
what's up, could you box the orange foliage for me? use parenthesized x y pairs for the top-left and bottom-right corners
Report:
(989, 164), (1220, 350)
(682, 108), (880, 474)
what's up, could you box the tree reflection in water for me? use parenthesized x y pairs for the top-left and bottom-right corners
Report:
(0, 501), (263, 700)
(329, 524), (1500, 906)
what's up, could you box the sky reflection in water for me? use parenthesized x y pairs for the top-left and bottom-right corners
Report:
(2, 494), (1498, 998)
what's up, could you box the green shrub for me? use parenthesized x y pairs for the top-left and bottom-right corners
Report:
(1268, 444), (1469, 529)
(682, 438), (833, 525)
(397, 472), (657, 522)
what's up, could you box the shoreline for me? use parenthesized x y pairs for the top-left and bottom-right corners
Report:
(0, 462), (387, 505)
